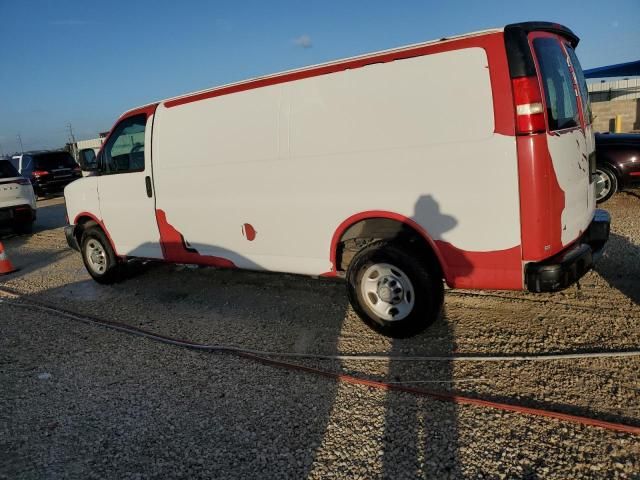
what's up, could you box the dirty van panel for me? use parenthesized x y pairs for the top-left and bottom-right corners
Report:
(531, 34), (594, 247)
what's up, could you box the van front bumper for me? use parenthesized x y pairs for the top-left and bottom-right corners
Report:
(525, 209), (610, 293)
(64, 225), (80, 251)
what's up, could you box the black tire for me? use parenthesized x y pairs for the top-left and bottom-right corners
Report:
(13, 221), (34, 235)
(80, 226), (122, 284)
(594, 166), (618, 204)
(346, 240), (444, 338)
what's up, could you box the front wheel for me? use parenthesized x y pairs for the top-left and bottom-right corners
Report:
(346, 241), (444, 338)
(81, 226), (122, 284)
(594, 166), (618, 203)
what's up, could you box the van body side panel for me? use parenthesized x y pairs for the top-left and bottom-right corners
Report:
(152, 44), (523, 287)
(163, 32), (516, 137)
(64, 177), (101, 234)
(152, 83), (285, 272)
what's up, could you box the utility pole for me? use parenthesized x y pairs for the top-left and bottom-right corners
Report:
(16, 134), (24, 154)
(67, 122), (77, 159)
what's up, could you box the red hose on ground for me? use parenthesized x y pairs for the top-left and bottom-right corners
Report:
(238, 351), (640, 436)
(2, 289), (639, 436)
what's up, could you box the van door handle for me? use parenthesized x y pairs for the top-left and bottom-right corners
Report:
(145, 176), (153, 198)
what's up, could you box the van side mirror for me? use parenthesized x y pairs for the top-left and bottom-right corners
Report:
(78, 148), (98, 172)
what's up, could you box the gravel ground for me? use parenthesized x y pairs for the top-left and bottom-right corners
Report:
(1, 193), (639, 479)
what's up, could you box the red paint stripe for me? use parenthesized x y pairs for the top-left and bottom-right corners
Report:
(629, 171), (640, 177)
(155, 209), (236, 268)
(163, 33), (514, 136)
(435, 242), (522, 289)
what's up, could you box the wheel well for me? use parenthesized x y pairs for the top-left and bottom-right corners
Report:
(74, 217), (99, 245)
(335, 217), (443, 277)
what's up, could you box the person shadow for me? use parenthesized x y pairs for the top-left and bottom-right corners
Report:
(594, 232), (640, 305)
(377, 195), (471, 478)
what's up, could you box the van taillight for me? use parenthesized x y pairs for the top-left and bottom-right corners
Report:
(512, 76), (546, 134)
(32, 170), (49, 177)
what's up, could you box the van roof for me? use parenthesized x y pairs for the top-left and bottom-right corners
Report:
(122, 21), (577, 117)
(121, 26), (504, 117)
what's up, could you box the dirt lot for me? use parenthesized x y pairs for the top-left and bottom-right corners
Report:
(1, 194), (639, 479)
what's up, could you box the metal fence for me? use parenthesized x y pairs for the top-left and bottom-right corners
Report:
(587, 78), (640, 102)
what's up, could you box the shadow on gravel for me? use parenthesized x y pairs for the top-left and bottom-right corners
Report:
(5, 273), (463, 478)
(3, 196), (466, 478)
(595, 233), (640, 305)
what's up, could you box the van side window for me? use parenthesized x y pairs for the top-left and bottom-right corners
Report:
(532, 37), (579, 131)
(564, 45), (592, 125)
(102, 114), (146, 174)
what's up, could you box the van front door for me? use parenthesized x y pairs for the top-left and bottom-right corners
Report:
(97, 112), (163, 258)
(530, 33), (594, 247)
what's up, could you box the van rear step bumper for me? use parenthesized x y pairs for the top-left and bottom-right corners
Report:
(525, 209), (610, 293)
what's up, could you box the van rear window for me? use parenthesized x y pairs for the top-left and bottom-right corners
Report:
(32, 152), (77, 170)
(0, 160), (20, 179)
(532, 37), (579, 131)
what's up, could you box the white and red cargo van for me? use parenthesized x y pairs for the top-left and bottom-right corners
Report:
(65, 22), (609, 336)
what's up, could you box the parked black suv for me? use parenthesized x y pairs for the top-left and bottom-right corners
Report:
(11, 151), (81, 197)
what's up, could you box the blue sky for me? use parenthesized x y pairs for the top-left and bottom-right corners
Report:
(1, 0), (638, 154)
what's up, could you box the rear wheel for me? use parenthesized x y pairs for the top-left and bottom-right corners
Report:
(594, 166), (618, 203)
(346, 240), (443, 338)
(81, 226), (122, 284)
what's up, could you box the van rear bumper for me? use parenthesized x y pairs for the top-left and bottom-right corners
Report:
(525, 209), (610, 293)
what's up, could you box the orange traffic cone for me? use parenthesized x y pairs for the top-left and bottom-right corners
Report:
(0, 241), (17, 275)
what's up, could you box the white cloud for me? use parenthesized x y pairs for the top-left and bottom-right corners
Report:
(293, 34), (312, 49)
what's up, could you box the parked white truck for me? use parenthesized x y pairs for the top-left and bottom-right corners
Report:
(64, 22), (609, 336)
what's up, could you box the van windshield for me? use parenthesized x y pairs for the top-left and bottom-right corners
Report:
(532, 37), (579, 131)
(32, 152), (77, 170)
(0, 160), (20, 179)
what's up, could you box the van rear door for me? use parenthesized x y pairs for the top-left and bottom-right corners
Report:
(504, 22), (595, 260)
(529, 31), (594, 246)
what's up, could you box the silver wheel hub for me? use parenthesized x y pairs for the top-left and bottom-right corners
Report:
(594, 170), (610, 201)
(360, 263), (415, 321)
(85, 239), (107, 274)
